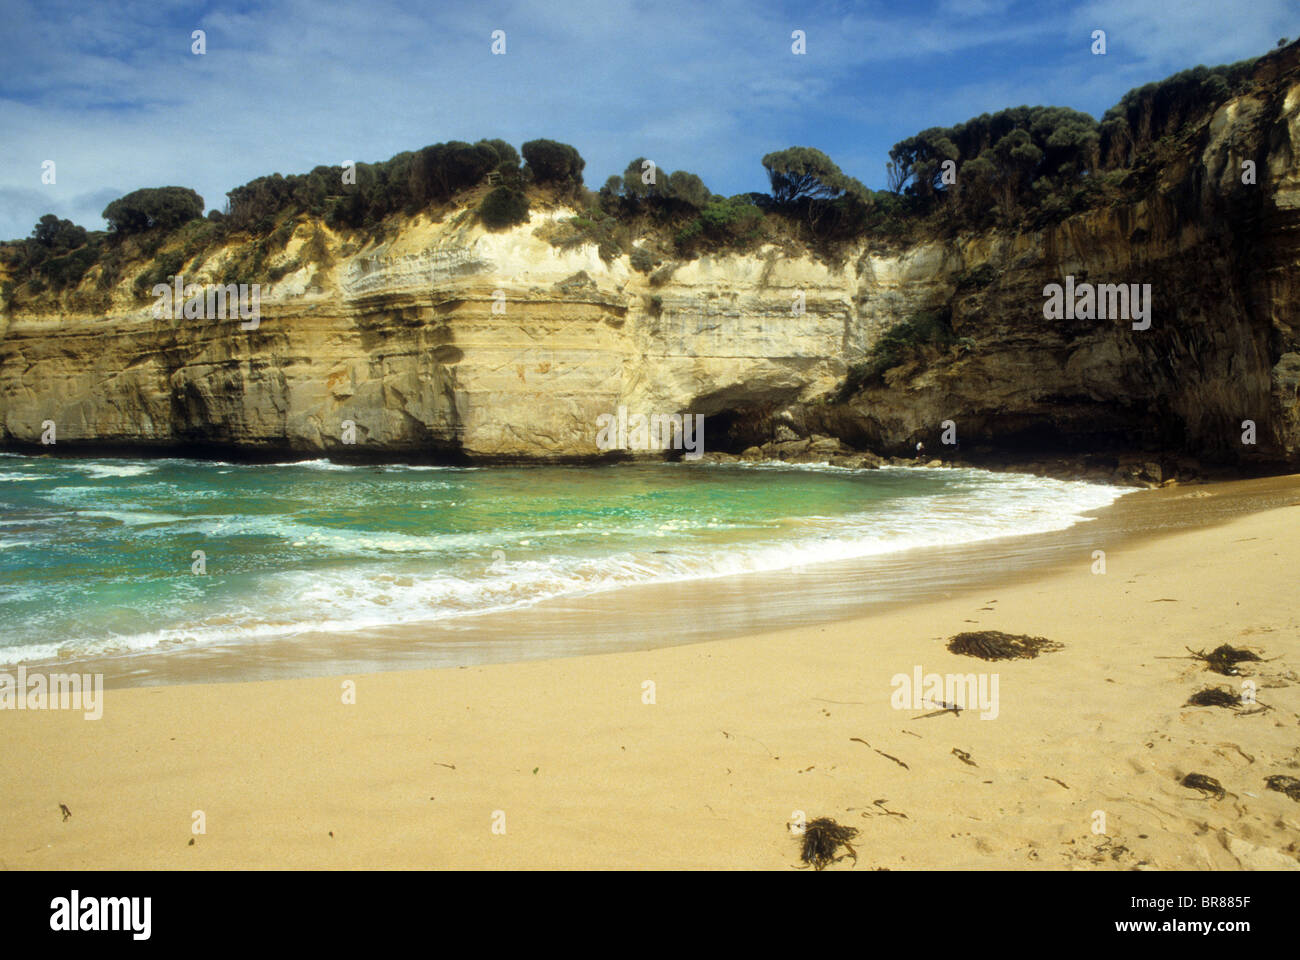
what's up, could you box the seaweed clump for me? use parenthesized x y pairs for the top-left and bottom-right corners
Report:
(799, 817), (859, 871)
(1185, 688), (1241, 709)
(1264, 775), (1300, 801)
(1180, 773), (1226, 799)
(947, 631), (1062, 661)
(1189, 644), (1262, 676)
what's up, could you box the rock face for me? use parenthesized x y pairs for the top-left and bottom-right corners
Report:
(2, 58), (1299, 467)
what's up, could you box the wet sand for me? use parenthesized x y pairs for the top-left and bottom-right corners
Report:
(2, 474), (1298, 869)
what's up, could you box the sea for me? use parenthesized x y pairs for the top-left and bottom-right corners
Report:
(0, 452), (1132, 681)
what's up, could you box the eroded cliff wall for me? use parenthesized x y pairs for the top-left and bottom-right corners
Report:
(2, 70), (1298, 468)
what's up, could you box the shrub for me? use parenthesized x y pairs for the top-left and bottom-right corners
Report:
(479, 186), (530, 228)
(301, 226), (332, 267)
(38, 244), (99, 290)
(676, 196), (765, 252)
(838, 309), (955, 398)
(131, 250), (186, 300)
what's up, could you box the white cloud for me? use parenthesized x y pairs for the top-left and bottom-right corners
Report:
(0, 0), (1291, 237)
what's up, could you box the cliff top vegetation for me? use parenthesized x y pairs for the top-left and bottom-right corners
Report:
(1, 38), (1294, 312)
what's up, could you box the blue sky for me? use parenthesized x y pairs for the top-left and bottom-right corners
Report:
(0, 0), (1293, 240)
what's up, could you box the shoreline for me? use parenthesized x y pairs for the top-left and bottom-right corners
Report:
(11, 471), (1297, 690)
(5, 441), (1295, 485)
(2, 474), (1298, 869)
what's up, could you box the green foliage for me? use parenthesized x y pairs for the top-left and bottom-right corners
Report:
(37, 244), (99, 290)
(132, 250), (186, 300)
(227, 142), (518, 235)
(610, 161), (711, 216)
(476, 138), (520, 169)
(103, 187), (204, 236)
(410, 141), (498, 206)
(217, 238), (269, 287)
(888, 106), (1100, 226)
(762, 146), (868, 204)
(522, 139), (585, 186)
(675, 195), (765, 252)
(622, 157), (659, 202)
(479, 186), (530, 228)
(266, 257), (302, 282)
(549, 210), (623, 261)
(31, 214), (87, 254)
(3, 215), (99, 296)
(301, 226), (332, 267)
(223, 139), (524, 234)
(839, 309), (955, 398)
(629, 246), (655, 272)
(1099, 59), (1258, 167)
(665, 170), (710, 209)
(760, 147), (871, 239)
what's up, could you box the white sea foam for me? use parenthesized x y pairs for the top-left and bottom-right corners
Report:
(74, 463), (157, 478)
(0, 461), (1132, 666)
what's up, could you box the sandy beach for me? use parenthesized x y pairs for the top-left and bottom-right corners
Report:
(3, 475), (1299, 870)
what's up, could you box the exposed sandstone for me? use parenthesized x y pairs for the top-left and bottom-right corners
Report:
(2, 73), (1298, 471)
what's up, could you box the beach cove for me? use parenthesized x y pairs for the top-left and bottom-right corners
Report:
(2, 473), (1297, 870)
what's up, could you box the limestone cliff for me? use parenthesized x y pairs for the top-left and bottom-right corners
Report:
(2, 57), (1298, 469)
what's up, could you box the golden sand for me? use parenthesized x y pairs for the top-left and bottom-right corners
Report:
(3, 476), (1298, 869)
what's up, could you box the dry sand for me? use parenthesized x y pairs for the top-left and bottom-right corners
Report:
(3, 476), (1299, 870)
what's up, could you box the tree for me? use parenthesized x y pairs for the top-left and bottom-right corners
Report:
(761, 147), (871, 236)
(622, 157), (656, 201)
(476, 139), (520, 169)
(597, 175), (625, 214)
(991, 129), (1043, 211)
(522, 139), (585, 186)
(102, 187), (204, 235)
(761, 147), (870, 206)
(887, 129), (959, 201)
(30, 214), (87, 254)
(666, 170), (710, 209)
(886, 160), (907, 194)
(410, 141), (498, 205)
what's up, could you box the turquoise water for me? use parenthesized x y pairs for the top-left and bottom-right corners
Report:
(0, 453), (1127, 666)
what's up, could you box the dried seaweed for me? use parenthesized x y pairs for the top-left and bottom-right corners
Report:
(1186, 687), (1241, 708)
(1180, 773), (1226, 799)
(1264, 775), (1300, 801)
(946, 631), (1062, 661)
(799, 817), (859, 870)
(911, 700), (961, 719)
(1188, 644), (1263, 676)
(850, 737), (909, 769)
